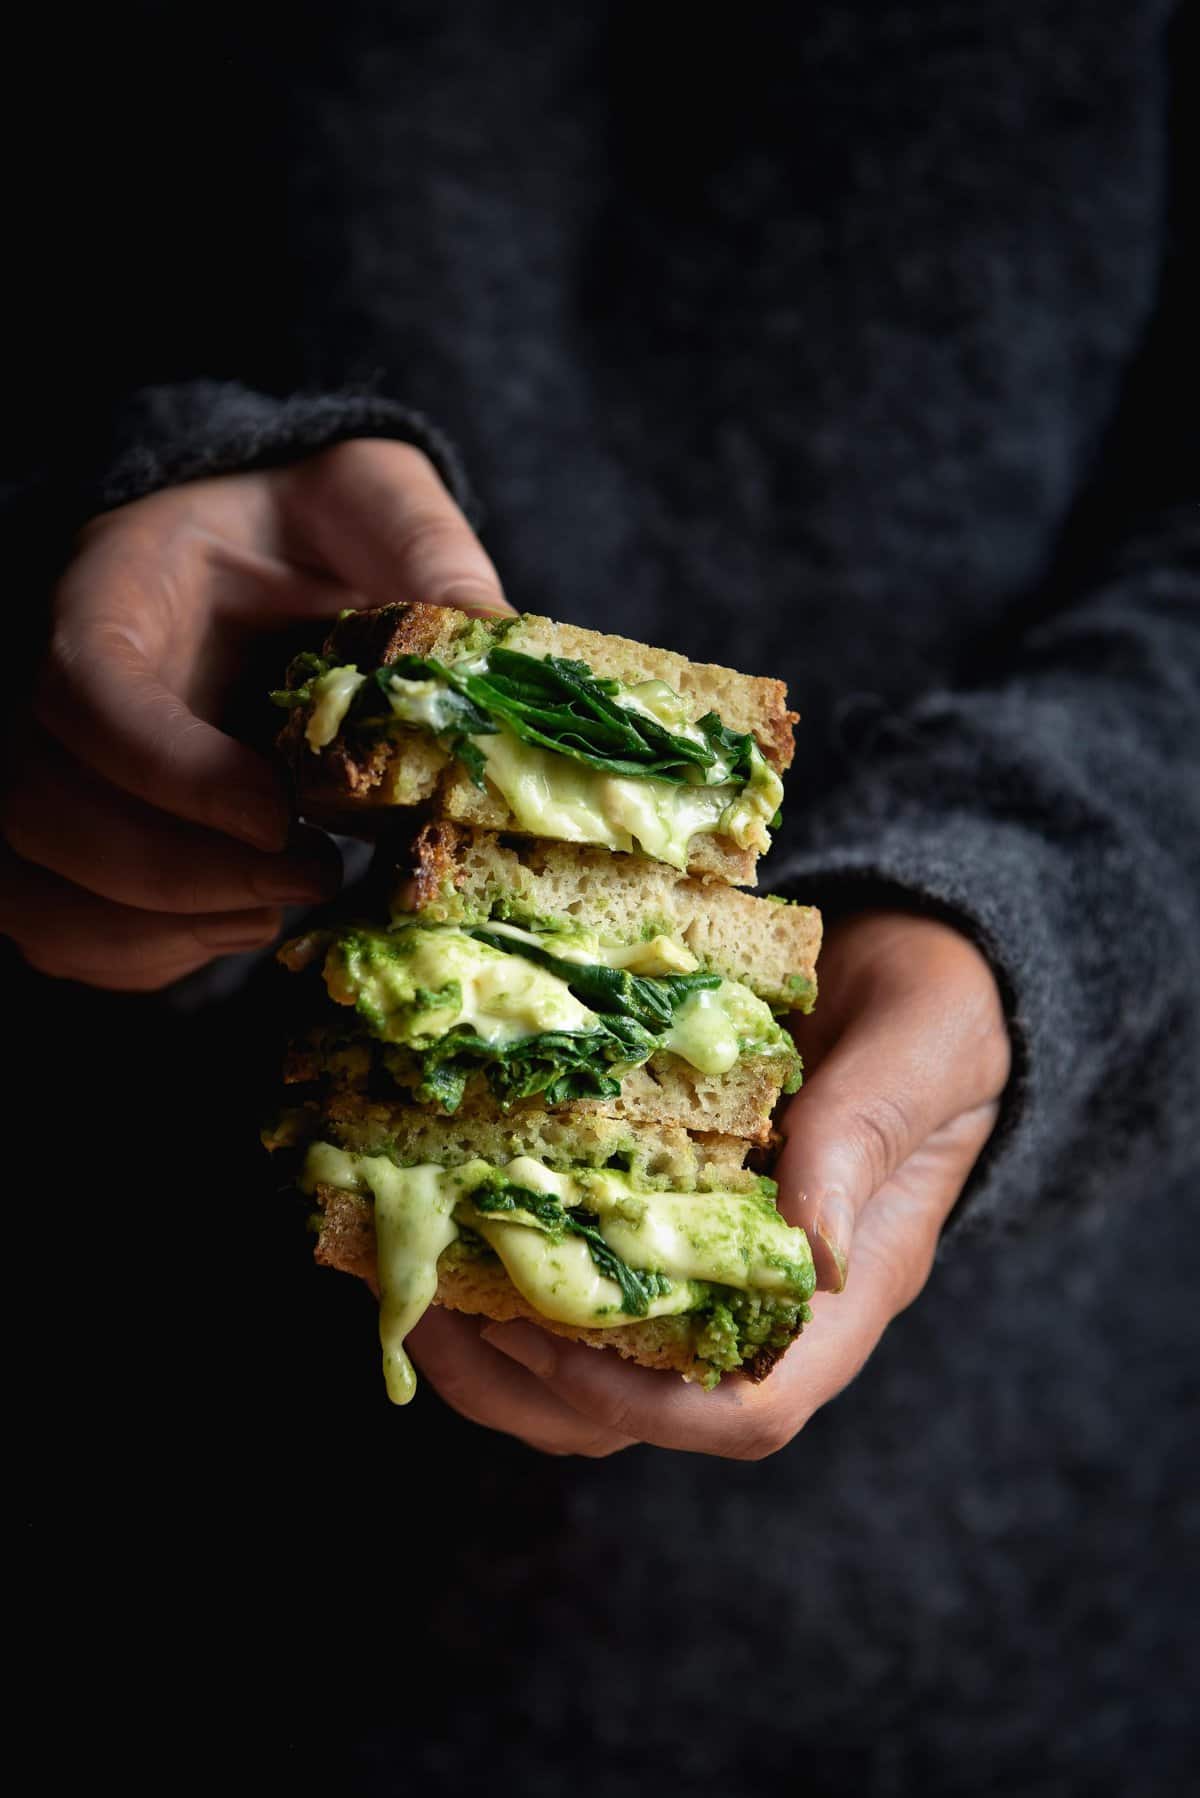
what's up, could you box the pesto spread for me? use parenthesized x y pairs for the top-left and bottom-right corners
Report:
(310, 918), (801, 1108)
(302, 1144), (815, 1404)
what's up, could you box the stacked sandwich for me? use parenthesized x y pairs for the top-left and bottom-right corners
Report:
(266, 603), (823, 1403)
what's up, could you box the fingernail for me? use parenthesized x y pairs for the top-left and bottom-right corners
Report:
(814, 1193), (855, 1292)
(194, 909), (282, 950)
(253, 858), (342, 906)
(482, 1320), (558, 1378)
(229, 793), (290, 854)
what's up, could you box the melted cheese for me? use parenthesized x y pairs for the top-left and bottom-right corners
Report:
(382, 673), (456, 731)
(719, 746), (783, 853)
(302, 1146), (814, 1404)
(305, 666), (366, 751)
(475, 731), (734, 870)
(325, 927), (597, 1046)
(481, 919), (700, 976)
(665, 979), (788, 1075)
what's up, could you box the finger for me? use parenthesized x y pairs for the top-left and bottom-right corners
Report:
(409, 1307), (637, 1458)
(34, 625), (290, 854)
(485, 1106), (997, 1459)
(282, 438), (514, 618)
(778, 932), (1009, 1290)
(478, 1314), (832, 1460)
(3, 728), (341, 914)
(0, 851), (282, 991)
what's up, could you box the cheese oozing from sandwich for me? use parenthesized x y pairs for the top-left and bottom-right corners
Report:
(320, 921), (796, 1078)
(302, 1144), (815, 1405)
(298, 645), (784, 868)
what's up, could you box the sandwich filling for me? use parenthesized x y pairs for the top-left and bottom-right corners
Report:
(287, 915), (802, 1111)
(274, 642), (783, 868)
(302, 1143), (816, 1403)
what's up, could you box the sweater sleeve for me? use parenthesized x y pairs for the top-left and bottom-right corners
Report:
(772, 22), (1198, 1239)
(1, 380), (478, 659)
(770, 496), (1200, 1238)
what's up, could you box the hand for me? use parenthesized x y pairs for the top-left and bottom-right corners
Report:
(409, 911), (1012, 1457)
(1, 439), (511, 989)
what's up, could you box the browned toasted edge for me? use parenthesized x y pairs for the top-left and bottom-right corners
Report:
(405, 818), (470, 913)
(758, 689), (800, 773)
(278, 602), (466, 803)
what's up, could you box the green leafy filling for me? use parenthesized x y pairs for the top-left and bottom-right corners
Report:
(335, 925), (751, 1113)
(468, 1180), (674, 1317)
(269, 652), (331, 710)
(329, 646), (758, 793)
(468, 928), (721, 1030)
(391, 1016), (657, 1112)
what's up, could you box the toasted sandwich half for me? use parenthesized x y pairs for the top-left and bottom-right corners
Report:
(273, 603), (797, 883)
(265, 1100), (816, 1401)
(278, 823), (822, 1143)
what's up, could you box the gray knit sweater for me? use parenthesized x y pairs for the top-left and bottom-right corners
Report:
(5, 3), (1197, 1790)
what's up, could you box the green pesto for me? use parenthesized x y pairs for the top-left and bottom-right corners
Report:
(784, 971), (818, 1015)
(694, 1291), (812, 1386)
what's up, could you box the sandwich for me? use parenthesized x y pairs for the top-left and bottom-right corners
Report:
(272, 602), (796, 882)
(278, 822), (821, 1140)
(266, 1103), (817, 1403)
(268, 605), (822, 1405)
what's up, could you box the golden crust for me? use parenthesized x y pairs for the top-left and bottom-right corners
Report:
(399, 821), (822, 1010)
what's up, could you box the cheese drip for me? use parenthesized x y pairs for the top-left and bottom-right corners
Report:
(301, 1145), (814, 1405)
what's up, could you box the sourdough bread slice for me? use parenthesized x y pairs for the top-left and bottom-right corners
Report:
(280, 603), (797, 883)
(401, 821), (821, 1012)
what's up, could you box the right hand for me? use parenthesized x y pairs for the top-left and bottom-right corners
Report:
(1, 438), (511, 989)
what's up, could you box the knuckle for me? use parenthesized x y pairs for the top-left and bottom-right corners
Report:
(585, 1387), (641, 1439)
(737, 1421), (793, 1462)
(729, 1393), (797, 1462)
(393, 508), (464, 569)
(574, 1430), (634, 1460)
(849, 1092), (912, 1190)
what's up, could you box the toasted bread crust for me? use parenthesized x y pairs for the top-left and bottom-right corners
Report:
(301, 1093), (758, 1189)
(400, 821), (821, 1010)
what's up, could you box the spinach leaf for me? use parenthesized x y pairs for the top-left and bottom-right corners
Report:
(409, 1017), (656, 1111)
(469, 1182), (673, 1317)
(353, 647), (758, 789)
(454, 648), (754, 785)
(269, 651), (331, 709)
(343, 657), (498, 788)
(469, 930), (721, 1030)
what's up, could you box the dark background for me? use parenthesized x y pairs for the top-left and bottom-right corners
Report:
(10, 928), (1197, 1794)
(7, 3), (1200, 1792)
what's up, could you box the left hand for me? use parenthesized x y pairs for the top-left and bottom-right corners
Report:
(408, 910), (1012, 1457)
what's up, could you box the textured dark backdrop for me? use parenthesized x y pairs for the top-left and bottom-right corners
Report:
(6, 3), (1199, 1791)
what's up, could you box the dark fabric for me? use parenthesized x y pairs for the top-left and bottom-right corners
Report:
(6, 3), (1198, 1790)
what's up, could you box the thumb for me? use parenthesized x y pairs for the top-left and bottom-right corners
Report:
(774, 918), (1010, 1291)
(282, 437), (514, 619)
